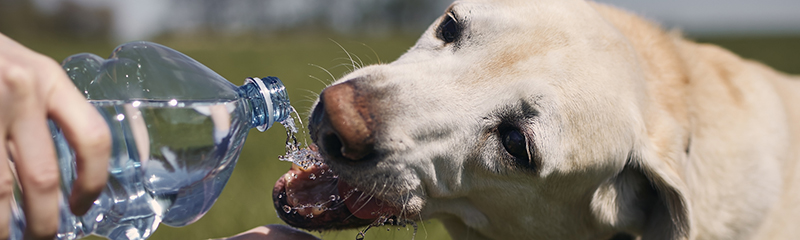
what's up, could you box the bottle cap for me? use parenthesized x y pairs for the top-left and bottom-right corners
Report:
(246, 77), (275, 131)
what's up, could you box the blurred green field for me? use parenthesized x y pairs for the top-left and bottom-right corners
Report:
(12, 32), (800, 240)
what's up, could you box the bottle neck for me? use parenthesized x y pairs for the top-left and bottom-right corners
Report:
(239, 77), (291, 131)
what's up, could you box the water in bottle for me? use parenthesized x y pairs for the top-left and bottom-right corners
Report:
(9, 42), (293, 240)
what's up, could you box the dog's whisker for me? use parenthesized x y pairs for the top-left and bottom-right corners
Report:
(331, 57), (360, 68)
(417, 213), (428, 239)
(356, 42), (381, 64)
(364, 181), (380, 202)
(335, 56), (361, 70)
(329, 61), (358, 74)
(350, 53), (365, 70)
(300, 95), (317, 105)
(299, 88), (320, 98)
(339, 189), (362, 222)
(307, 74), (329, 87)
(400, 194), (409, 218)
(307, 63), (337, 85)
(350, 187), (366, 204)
(352, 193), (377, 219)
(330, 39), (358, 72)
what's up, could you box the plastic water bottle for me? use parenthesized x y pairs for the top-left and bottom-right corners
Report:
(10, 42), (292, 240)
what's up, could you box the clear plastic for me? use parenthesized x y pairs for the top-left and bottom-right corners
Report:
(10, 42), (291, 240)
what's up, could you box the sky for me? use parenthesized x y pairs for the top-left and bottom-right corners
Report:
(31, 0), (800, 42)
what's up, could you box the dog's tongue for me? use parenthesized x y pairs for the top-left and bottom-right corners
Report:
(337, 179), (399, 219)
(274, 148), (400, 229)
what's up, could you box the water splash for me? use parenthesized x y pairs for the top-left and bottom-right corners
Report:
(282, 205), (292, 213)
(353, 216), (417, 240)
(279, 106), (302, 153)
(278, 106), (323, 169)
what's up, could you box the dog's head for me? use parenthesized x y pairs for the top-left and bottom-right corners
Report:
(274, 0), (691, 239)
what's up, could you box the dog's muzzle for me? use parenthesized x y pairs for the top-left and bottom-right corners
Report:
(274, 79), (404, 231)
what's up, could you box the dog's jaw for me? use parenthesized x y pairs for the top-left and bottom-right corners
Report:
(272, 146), (424, 230)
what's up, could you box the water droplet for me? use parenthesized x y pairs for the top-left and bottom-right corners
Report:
(410, 220), (419, 240)
(330, 195), (338, 201)
(305, 213), (314, 218)
(309, 173), (316, 180)
(283, 205), (292, 213)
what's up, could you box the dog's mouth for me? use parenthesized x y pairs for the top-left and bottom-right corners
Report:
(272, 146), (404, 231)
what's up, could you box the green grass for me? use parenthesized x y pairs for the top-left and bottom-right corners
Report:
(14, 33), (799, 240)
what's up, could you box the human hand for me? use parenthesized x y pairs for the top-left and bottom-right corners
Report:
(0, 33), (111, 239)
(217, 225), (320, 240)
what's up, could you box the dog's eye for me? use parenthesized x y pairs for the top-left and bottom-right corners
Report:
(437, 12), (461, 44)
(501, 128), (531, 167)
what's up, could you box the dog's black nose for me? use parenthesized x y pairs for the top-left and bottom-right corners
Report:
(312, 81), (375, 161)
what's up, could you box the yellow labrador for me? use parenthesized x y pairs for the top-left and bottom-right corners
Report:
(273, 0), (800, 239)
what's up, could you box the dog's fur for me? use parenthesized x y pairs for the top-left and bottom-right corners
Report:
(309, 0), (800, 239)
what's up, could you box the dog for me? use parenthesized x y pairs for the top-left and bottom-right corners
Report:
(272, 0), (800, 239)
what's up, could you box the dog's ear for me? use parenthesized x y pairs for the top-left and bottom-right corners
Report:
(591, 150), (690, 240)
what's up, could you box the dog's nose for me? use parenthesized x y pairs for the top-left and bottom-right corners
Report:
(315, 81), (375, 161)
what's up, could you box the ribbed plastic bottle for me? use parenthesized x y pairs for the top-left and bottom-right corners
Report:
(9, 42), (292, 240)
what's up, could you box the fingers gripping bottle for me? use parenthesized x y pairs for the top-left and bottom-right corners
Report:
(9, 42), (292, 240)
